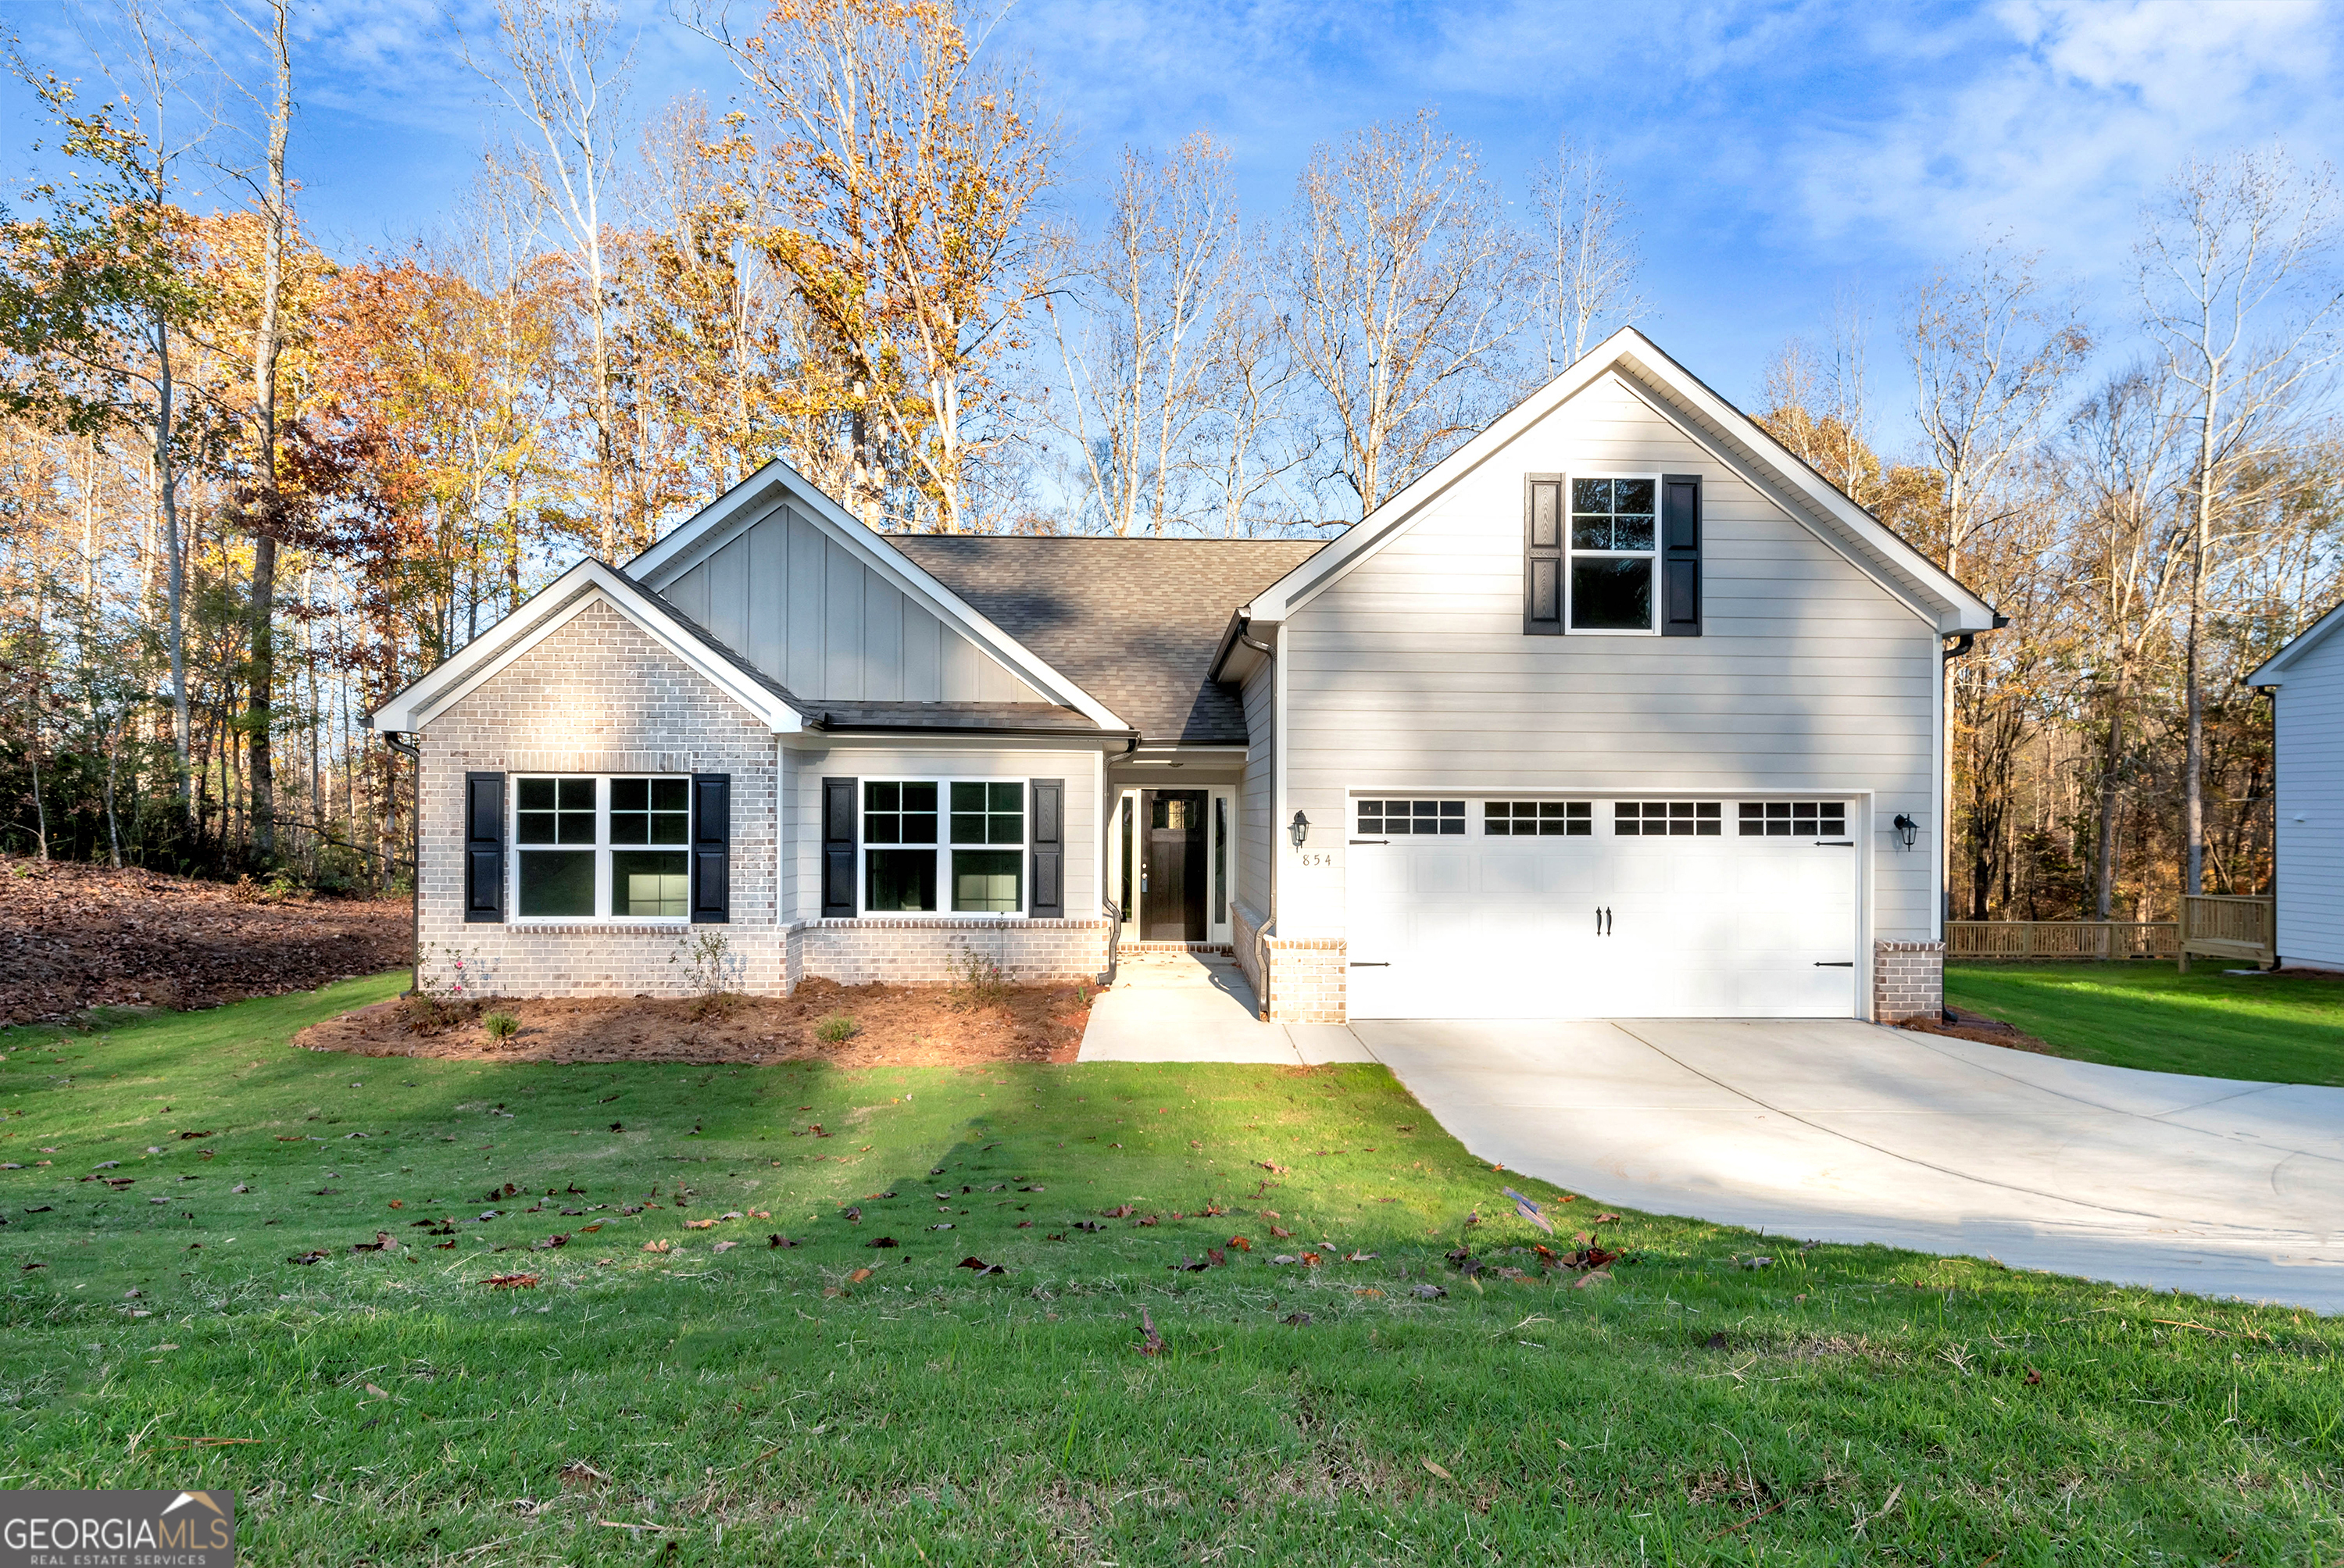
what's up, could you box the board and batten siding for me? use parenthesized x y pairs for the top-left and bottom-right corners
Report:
(782, 741), (1098, 923)
(660, 504), (1043, 704)
(1274, 371), (1940, 945)
(2272, 629), (2344, 968)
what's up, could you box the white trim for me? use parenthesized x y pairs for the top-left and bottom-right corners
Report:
(2246, 596), (2344, 686)
(370, 560), (803, 735)
(1562, 471), (1663, 637)
(624, 457), (1130, 731)
(855, 775), (1033, 919)
(1243, 328), (1996, 635)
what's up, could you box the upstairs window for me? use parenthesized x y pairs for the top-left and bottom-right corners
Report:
(1570, 477), (1658, 633)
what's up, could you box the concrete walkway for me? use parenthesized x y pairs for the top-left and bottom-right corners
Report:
(1081, 991), (2344, 1311)
(1077, 949), (1374, 1066)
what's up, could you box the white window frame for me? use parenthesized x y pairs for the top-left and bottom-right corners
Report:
(858, 777), (1031, 920)
(509, 774), (694, 924)
(1565, 473), (1663, 637)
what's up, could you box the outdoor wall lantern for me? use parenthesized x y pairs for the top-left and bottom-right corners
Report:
(1289, 810), (1311, 849)
(1892, 813), (1920, 849)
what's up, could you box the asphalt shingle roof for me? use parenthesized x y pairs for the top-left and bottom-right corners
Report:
(888, 535), (1328, 744)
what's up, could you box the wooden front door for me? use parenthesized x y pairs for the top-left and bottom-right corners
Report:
(1142, 790), (1208, 941)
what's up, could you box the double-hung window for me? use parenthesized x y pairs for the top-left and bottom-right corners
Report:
(1569, 477), (1659, 632)
(513, 776), (691, 920)
(863, 779), (1027, 915)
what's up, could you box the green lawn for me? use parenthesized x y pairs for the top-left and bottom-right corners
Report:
(1946, 962), (2344, 1086)
(2, 977), (2339, 1566)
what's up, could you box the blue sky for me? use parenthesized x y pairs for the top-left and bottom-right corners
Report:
(8, 0), (2339, 441)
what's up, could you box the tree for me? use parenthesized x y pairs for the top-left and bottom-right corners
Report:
(1045, 135), (1240, 534)
(467, 0), (636, 558)
(2136, 149), (2343, 895)
(1528, 136), (1644, 373)
(0, 56), (216, 817)
(693, 0), (1057, 533)
(1274, 111), (1528, 517)
(1904, 242), (2089, 918)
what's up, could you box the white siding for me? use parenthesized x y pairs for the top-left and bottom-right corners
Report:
(783, 741), (1098, 923)
(2274, 630), (2344, 968)
(1237, 655), (1276, 924)
(663, 505), (1042, 703)
(1276, 373), (1939, 944)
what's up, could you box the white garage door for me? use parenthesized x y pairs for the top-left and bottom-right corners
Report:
(1345, 797), (1860, 1020)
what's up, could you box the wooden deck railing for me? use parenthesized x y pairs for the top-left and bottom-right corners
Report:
(1946, 921), (2176, 960)
(1946, 897), (2275, 968)
(2178, 895), (2277, 970)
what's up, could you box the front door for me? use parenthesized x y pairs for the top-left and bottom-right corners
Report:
(1142, 790), (1208, 941)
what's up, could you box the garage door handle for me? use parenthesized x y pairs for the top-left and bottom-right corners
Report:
(1349, 962), (1390, 967)
(1349, 838), (1388, 845)
(1813, 961), (1854, 967)
(1594, 905), (1610, 936)
(1815, 840), (1855, 846)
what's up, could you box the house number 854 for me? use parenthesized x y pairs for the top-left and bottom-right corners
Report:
(1295, 851), (1334, 868)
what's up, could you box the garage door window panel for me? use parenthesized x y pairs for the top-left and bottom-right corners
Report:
(1739, 801), (1847, 838)
(1614, 801), (1722, 837)
(1486, 801), (1592, 836)
(1357, 798), (1466, 836)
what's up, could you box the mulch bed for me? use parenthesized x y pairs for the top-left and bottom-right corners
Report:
(1898, 1003), (2056, 1055)
(0, 855), (412, 1026)
(291, 975), (1097, 1067)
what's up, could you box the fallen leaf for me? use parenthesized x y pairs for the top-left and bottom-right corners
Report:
(768, 1234), (799, 1248)
(847, 1267), (872, 1284)
(1503, 1186), (1555, 1235)
(1570, 1269), (1613, 1290)
(641, 1240), (671, 1254)
(1413, 1283), (1447, 1300)
(2024, 1366), (2044, 1386)
(1282, 1311), (1312, 1327)
(1270, 1225), (1294, 1239)
(868, 1237), (899, 1248)
(1423, 1459), (1453, 1481)
(1102, 1204), (1134, 1219)
(1227, 1235), (1252, 1252)
(956, 1256), (1007, 1275)
(364, 1383), (388, 1398)
(683, 1219), (716, 1230)
(388, 1200), (404, 1210)
(1136, 1308), (1166, 1356)
(1300, 1252), (1324, 1267)
(711, 1240), (738, 1253)
(484, 1273), (540, 1289)
(287, 1251), (328, 1266)
(1592, 1213), (1621, 1225)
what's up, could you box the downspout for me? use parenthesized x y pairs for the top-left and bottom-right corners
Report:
(1251, 620), (1278, 1021)
(382, 730), (423, 997)
(1940, 633), (1978, 928)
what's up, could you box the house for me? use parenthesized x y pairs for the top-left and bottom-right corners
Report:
(368, 329), (1996, 1023)
(2245, 604), (2344, 970)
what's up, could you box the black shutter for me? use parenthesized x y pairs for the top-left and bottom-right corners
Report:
(690, 773), (731, 924)
(1028, 778), (1064, 918)
(1524, 474), (1565, 635)
(463, 771), (506, 923)
(821, 777), (858, 918)
(1662, 473), (1702, 638)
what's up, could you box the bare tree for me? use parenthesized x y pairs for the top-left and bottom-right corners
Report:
(1528, 136), (1644, 373)
(465, 0), (634, 557)
(1045, 135), (1239, 534)
(2057, 366), (2191, 916)
(1905, 241), (2090, 920)
(1758, 294), (1886, 508)
(2137, 149), (2343, 894)
(1202, 265), (1321, 536)
(1274, 110), (1528, 517)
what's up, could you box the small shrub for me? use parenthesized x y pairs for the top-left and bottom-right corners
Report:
(671, 930), (745, 1020)
(483, 1010), (521, 1042)
(816, 1014), (856, 1045)
(947, 949), (1008, 1011)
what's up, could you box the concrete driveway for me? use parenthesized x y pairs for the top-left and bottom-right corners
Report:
(1356, 1019), (2344, 1313)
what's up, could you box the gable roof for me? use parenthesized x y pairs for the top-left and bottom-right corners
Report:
(2245, 598), (2344, 687)
(889, 536), (1325, 744)
(369, 559), (807, 734)
(1240, 327), (2000, 636)
(624, 456), (1127, 730)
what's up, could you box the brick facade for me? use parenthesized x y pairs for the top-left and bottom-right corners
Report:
(1872, 940), (1945, 1024)
(413, 599), (1109, 1001)
(798, 918), (1111, 987)
(1232, 903), (1349, 1023)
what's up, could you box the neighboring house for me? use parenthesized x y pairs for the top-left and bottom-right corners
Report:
(370, 329), (1996, 1023)
(2246, 604), (2344, 970)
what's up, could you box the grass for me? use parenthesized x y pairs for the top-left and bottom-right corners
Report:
(1946, 961), (2344, 1086)
(0, 976), (2339, 1566)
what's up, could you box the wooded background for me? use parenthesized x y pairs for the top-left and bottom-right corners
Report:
(2, 0), (2338, 925)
